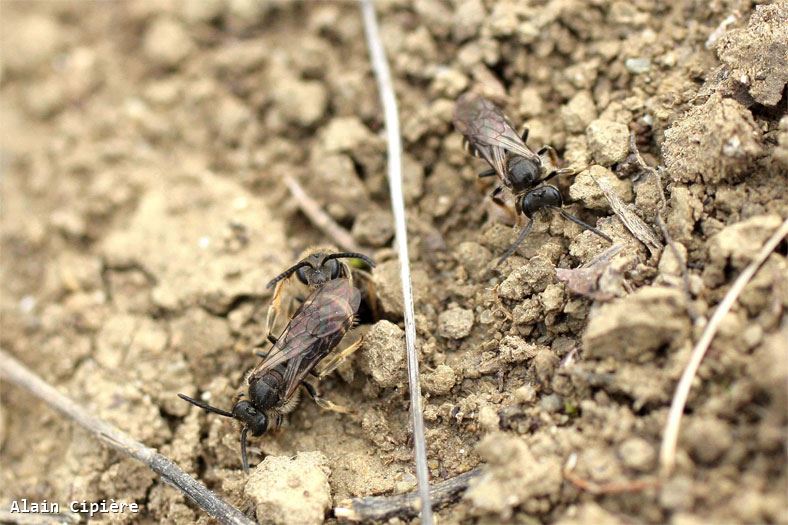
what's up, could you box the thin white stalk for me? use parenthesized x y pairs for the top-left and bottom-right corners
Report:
(660, 218), (788, 475)
(359, 1), (434, 523)
(0, 350), (254, 525)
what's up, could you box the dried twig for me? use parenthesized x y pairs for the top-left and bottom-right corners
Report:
(334, 468), (481, 522)
(659, 218), (788, 475)
(655, 214), (701, 324)
(284, 175), (361, 252)
(0, 350), (255, 525)
(556, 243), (624, 300)
(652, 166), (700, 323)
(360, 1), (433, 522)
(564, 466), (659, 495)
(593, 174), (662, 256)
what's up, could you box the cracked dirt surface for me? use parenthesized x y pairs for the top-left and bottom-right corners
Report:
(1, 1), (786, 524)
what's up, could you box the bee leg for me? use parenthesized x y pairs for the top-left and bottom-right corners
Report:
(489, 186), (518, 225)
(553, 207), (613, 242)
(478, 168), (497, 178)
(301, 381), (351, 414)
(316, 337), (363, 380)
(537, 145), (562, 169)
(251, 333), (278, 358)
(496, 218), (535, 266)
(490, 186), (506, 207)
(539, 167), (573, 185)
(520, 126), (529, 142)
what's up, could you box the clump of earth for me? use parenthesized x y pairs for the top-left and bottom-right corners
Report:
(1, 1), (786, 524)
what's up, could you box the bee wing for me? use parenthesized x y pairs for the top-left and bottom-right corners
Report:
(453, 93), (539, 172)
(251, 280), (361, 391)
(281, 282), (361, 398)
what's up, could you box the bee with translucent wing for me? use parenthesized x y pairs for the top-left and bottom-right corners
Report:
(453, 93), (611, 264)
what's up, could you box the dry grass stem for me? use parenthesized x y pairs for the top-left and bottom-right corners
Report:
(334, 468), (481, 522)
(284, 175), (361, 252)
(0, 350), (254, 525)
(360, 0), (433, 522)
(659, 218), (788, 475)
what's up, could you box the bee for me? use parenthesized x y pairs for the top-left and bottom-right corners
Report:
(178, 276), (365, 472)
(453, 93), (612, 264)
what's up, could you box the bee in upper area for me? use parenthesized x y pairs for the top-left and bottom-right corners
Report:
(453, 92), (612, 264)
(179, 252), (375, 472)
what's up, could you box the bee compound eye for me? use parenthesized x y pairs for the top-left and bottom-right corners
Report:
(326, 259), (340, 279)
(296, 266), (310, 284)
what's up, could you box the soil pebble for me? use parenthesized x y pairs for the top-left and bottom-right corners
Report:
(682, 416), (733, 465)
(423, 364), (456, 396)
(498, 256), (555, 300)
(562, 91), (597, 133)
(351, 209), (394, 247)
(775, 116), (788, 168)
(707, 213), (783, 271)
(1, 14), (63, 73)
(569, 165), (633, 211)
(662, 94), (762, 184)
(716, 3), (788, 107)
(465, 433), (562, 518)
(586, 119), (630, 166)
(437, 307), (474, 339)
(454, 241), (493, 275)
(360, 320), (406, 388)
(618, 437), (656, 472)
(583, 286), (689, 361)
(244, 451), (331, 525)
(555, 503), (622, 525)
(143, 17), (195, 69)
(307, 154), (369, 222)
(273, 78), (328, 127)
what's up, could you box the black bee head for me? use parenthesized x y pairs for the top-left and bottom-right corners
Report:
(233, 400), (268, 437)
(519, 185), (562, 217)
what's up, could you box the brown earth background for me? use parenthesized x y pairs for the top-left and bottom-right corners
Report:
(1, 0), (787, 524)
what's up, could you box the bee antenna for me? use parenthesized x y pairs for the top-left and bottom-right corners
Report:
(178, 393), (235, 418)
(497, 219), (534, 266)
(555, 208), (612, 242)
(240, 427), (250, 473)
(323, 252), (376, 268)
(266, 261), (311, 289)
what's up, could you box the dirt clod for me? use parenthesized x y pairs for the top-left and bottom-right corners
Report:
(351, 209), (395, 248)
(716, 3), (788, 107)
(437, 307), (474, 339)
(423, 364), (457, 396)
(244, 451), (331, 525)
(143, 17), (194, 69)
(682, 417), (734, 465)
(498, 256), (555, 300)
(569, 165), (633, 211)
(662, 94), (762, 184)
(618, 437), (656, 473)
(586, 119), (630, 166)
(583, 286), (689, 361)
(359, 320), (406, 388)
(465, 433), (562, 519)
